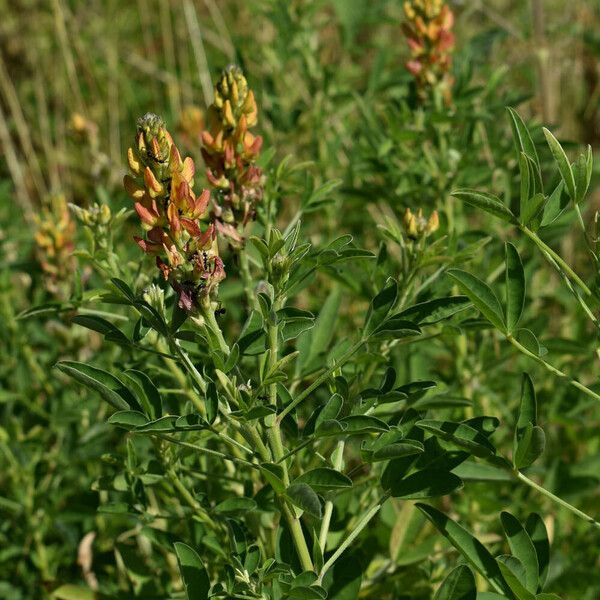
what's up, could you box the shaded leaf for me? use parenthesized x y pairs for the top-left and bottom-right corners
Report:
(525, 513), (550, 588)
(287, 483), (322, 518)
(434, 564), (477, 600)
(505, 242), (525, 333)
(514, 424), (545, 469)
(416, 504), (511, 596)
(174, 542), (210, 600)
(390, 469), (463, 499)
(500, 512), (539, 593)
(364, 280), (398, 335)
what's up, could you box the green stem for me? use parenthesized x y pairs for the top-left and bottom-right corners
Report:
(239, 250), (258, 311)
(520, 224), (599, 328)
(264, 295), (314, 572)
(268, 320), (279, 406)
(166, 468), (215, 528)
(516, 471), (600, 529)
(318, 440), (345, 552)
(160, 339), (205, 414)
(277, 339), (365, 423)
(520, 225), (593, 296)
(201, 303), (230, 356)
(171, 338), (208, 394)
(506, 335), (600, 403)
(317, 493), (390, 585)
(154, 434), (259, 470)
(268, 423), (314, 572)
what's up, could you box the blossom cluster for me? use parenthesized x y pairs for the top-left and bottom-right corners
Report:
(402, 207), (439, 240)
(34, 194), (76, 297)
(201, 65), (264, 244)
(402, 0), (455, 101)
(124, 113), (224, 311)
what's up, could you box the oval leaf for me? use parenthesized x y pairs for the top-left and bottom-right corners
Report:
(447, 270), (505, 333)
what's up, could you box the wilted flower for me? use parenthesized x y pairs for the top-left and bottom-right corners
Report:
(403, 0), (455, 101)
(201, 65), (264, 244)
(34, 194), (76, 297)
(402, 207), (439, 240)
(124, 113), (225, 311)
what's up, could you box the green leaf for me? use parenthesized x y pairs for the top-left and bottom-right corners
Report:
(514, 424), (545, 469)
(500, 512), (539, 593)
(71, 314), (129, 344)
(543, 128), (576, 200)
(452, 190), (516, 224)
(371, 441), (425, 462)
(286, 483), (322, 518)
(51, 585), (100, 600)
(573, 151), (589, 204)
(525, 513), (550, 588)
(364, 280), (398, 335)
(515, 329), (543, 356)
(107, 410), (148, 429)
(123, 369), (162, 419)
(416, 504), (511, 596)
(540, 181), (568, 227)
(214, 497), (257, 514)
(453, 461), (513, 482)
(398, 296), (471, 325)
(514, 373), (537, 449)
(323, 554), (362, 600)
(55, 361), (133, 411)
(507, 108), (542, 183)
(132, 415), (179, 432)
(416, 420), (496, 458)
(339, 415), (389, 434)
(315, 394), (344, 431)
(260, 463), (286, 494)
(278, 307), (315, 341)
(521, 193), (546, 230)
(434, 565), (477, 600)
(298, 287), (342, 373)
(505, 243), (525, 333)
(447, 270), (505, 333)
(370, 317), (421, 340)
(390, 469), (463, 499)
(174, 542), (210, 600)
(519, 152), (531, 212)
(294, 468), (352, 492)
(573, 146), (593, 204)
(497, 556), (535, 600)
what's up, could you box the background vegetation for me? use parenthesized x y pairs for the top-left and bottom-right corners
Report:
(0, 1), (599, 599)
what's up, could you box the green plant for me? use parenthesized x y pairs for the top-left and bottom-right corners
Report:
(1, 3), (599, 599)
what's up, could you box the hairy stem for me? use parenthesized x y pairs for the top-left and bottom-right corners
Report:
(520, 225), (593, 297)
(318, 440), (345, 552)
(239, 250), (259, 311)
(317, 493), (390, 585)
(507, 335), (600, 403)
(278, 339), (365, 423)
(516, 471), (600, 529)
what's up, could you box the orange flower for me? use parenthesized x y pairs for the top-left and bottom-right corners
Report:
(402, 0), (455, 101)
(124, 113), (224, 310)
(201, 66), (264, 243)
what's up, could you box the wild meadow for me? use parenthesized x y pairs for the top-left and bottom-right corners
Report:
(0, 1), (599, 598)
